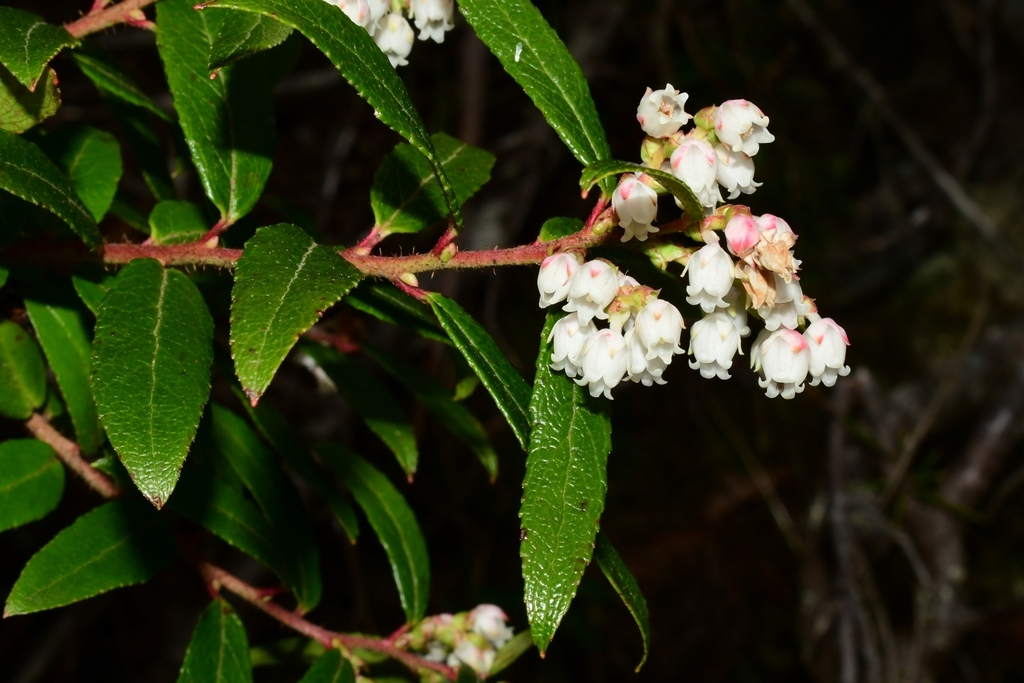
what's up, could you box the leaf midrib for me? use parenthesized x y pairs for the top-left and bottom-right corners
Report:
(378, 142), (467, 231)
(358, 469), (421, 617)
(0, 457), (57, 495)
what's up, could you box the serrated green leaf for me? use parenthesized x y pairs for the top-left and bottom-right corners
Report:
(594, 532), (650, 671)
(520, 312), (611, 653)
(580, 159), (703, 221)
(231, 224), (363, 402)
(0, 64), (59, 134)
(37, 124), (123, 226)
(177, 600), (253, 683)
(301, 344), (418, 477)
(0, 319), (46, 420)
(345, 281), (450, 346)
(0, 8), (77, 90)
(538, 216), (582, 243)
(365, 345), (498, 480)
(298, 650), (355, 683)
(70, 47), (172, 122)
(489, 628), (533, 676)
(23, 280), (104, 454)
(202, 0), (462, 229)
(317, 446), (430, 623)
(149, 200), (208, 245)
(91, 259), (214, 507)
(71, 266), (115, 315)
(457, 0), (612, 195)
(210, 11), (293, 71)
(4, 497), (174, 616)
(372, 132), (494, 236)
(0, 439), (63, 532)
(425, 293), (531, 451)
(156, 0), (274, 225)
(0, 129), (100, 247)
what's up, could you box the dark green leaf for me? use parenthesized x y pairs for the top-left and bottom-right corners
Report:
(0, 264), (8, 289)
(0, 64), (59, 134)
(0, 129), (100, 247)
(4, 497), (174, 616)
(0, 8), (77, 89)
(71, 266), (115, 316)
(0, 319), (46, 420)
(297, 650), (355, 683)
(489, 629), (533, 676)
(37, 124), (122, 227)
(345, 281), (449, 346)
(302, 343), (418, 478)
(210, 11), (293, 71)
(520, 312), (612, 653)
(317, 446), (430, 623)
(110, 193), (154, 232)
(371, 132), (494, 236)
(249, 637), (325, 667)
(23, 280), (104, 454)
(455, 666), (480, 683)
(425, 293), (531, 451)
(70, 47), (172, 121)
(538, 216), (582, 243)
(580, 159), (703, 221)
(457, 0), (612, 194)
(0, 439), (63, 532)
(594, 532), (650, 671)
(109, 99), (177, 202)
(91, 259), (214, 507)
(231, 224), (363, 402)
(149, 200), (208, 245)
(176, 600), (253, 683)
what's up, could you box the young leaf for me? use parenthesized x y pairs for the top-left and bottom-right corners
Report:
(4, 497), (175, 616)
(231, 224), (363, 402)
(457, 0), (612, 193)
(71, 266), (115, 315)
(372, 132), (495, 236)
(0, 439), (63, 533)
(594, 532), (650, 671)
(345, 281), (450, 346)
(209, 11), (293, 71)
(317, 446), (431, 623)
(156, 0), (274, 226)
(489, 629), (534, 676)
(520, 312), (612, 653)
(23, 280), (105, 454)
(70, 47), (172, 122)
(538, 216), (582, 243)
(91, 259), (214, 507)
(301, 344), (419, 478)
(0, 8), (77, 89)
(176, 600), (253, 683)
(297, 650), (355, 683)
(0, 319), (46, 420)
(0, 129), (100, 247)
(0, 65), (60, 134)
(149, 200), (208, 245)
(37, 124), (123, 226)
(425, 293), (531, 451)
(580, 159), (703, 221)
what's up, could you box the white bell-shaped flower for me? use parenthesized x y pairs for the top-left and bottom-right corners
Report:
(756, 327), (810, 399)
(685, 242), (735, 312)
(330, 0), (374, 30)
(449, 640), (495, 675)
(634, 299), (685, 363)
(804, 317), (851, 387)
(410, 0), (454, 43)
(576, 329), (628, 399)
(564, 260), (618, 324)
(714, 99), (775, 156)
(549, 313), (595, 379)
(366, 0), (388, 29)
(670, 138), (722, 210)
(724, 214), (760, 259)
(722, 287), (751, 337)
(688, 311), (742, 380)
(537, 252), (581, 308)
(714, 144), (761, 200)
(636, 84), (692, 138)
(612, 174), (659, 242)
(626, 329), (668, 386)
(757, 274), (805, 331)
(373, 12), (415, 67)
(469, 604), (514, 649)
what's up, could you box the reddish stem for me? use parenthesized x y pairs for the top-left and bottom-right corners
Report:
(65, 0), (160, 38)
(25, 413), (121, 500)
(199, 218), (232, 245)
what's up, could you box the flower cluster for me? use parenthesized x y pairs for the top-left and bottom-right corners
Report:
(398, 604), (514, 676)
(322, 0), (455, 66)
(538, 254), (686, 399)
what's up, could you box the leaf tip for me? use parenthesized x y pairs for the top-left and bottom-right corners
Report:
(245, 389), (261, 407)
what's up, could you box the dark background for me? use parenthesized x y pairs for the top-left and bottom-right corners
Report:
(3, 0), (1024, 681)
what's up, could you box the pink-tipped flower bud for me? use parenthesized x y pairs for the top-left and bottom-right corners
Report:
(612, 174), (659, 242)
(636, 84), (692, 138)
(537, 253), (581, 308)
(804, 317), (851, 387)
(685, 242), (735, 312)
(724, 214), (760, 258)
(670, 138), (722, 210)
(714, 99), (775, 156)
(755, 327), (809, 399)
(564, 260), (619, 325)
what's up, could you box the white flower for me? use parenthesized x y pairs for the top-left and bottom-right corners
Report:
(564, 260), (619, 325)
(612, 174), (659, 242)
(373, 12), (415, 67)
(714, 144), (761, 200)
(617, 272), (640, 290)
(469, 604), (514, 649)
(626, 328), (668, 386)
(424, 640), (448, 662)
(366, 0), (388, 29)
(328, 0), (374, 30)
(755, 327), (810, 399)
(722, 287), (751, 337)
(537, 252), (581, 308)
(636, 84), (692, 138)
(576, 329), (628, 399)
(670, 138), (722, 210)
(449, 640), (495, 675)
(634, 299), (685, 363)
(685, 242), (735, 312)
(549, 313), (595, 379)
(714, 99), (775, 156)
(410, 0), (454, 43)
(756, 274), (806, 331)
(724, 214), (760, 259)
(804, 317), (851, 387)
(688, 312), (742, 380)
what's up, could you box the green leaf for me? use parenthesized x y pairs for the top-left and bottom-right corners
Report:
(0, 129), (101, 247)
(0, 64), (59, 134)
(4, 497), (174, 616)
(71, 266), (115, 315)
(456, 666), (480, 683)
(202, 0), (463, 229)
(538, 216), (582, 243)
(176, 600), (253, 683)
(231, 224), (363, 402)
(250, 637), (325, 667)
(23, 280), (105, 454)
(36, 124), (123, 226)
(364, 345), (498, 481)
(149, 200), (209, 245)
(594, 532), (650, 671)
(302, 343), (419, 478)
(0, 8), (77, 89)
(345, 281), (450, 346)
(457, 0), (612, 194)
(317, 446), (430, 623)
(580, 159), (703, 221)
(520, 312), (612, 653)
(489, 629), (533, 676)
(0, 319), (46, 420)
(297, 650), (355, 683)
(371, 132), (494, 236)
(70, 47), (172, 122)
(425, 293), (531, 451)
(91, 259), (214, 507)
(156, 0), (275, 225)
(210, 11), (293, 71)
(109, 99), (177, 202)
(0, 439), (63, 532)
(0, 264), (8, 289)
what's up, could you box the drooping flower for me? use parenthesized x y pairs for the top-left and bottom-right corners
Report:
(804, 316), (851, 387)
(714, 144), (761, 200)
(410, 0), (455, 43)
(714, 99), (775, 156)
(636, 84), (692, 138)
(755, 327), (810, 399)
(688, 311), (742, 380)
(756, 274), (806, 331)
(549, 313), (596, 379)
(634, 298), (685, 363)
(373, 12), (416, 66)
(449, 639), (495, 675)
(722, 287), (751, 337)
(330, 0), (375, 30)
(626, 328), (669, 386)
(612, 174), (659, 242)
(685, 242), (735, 312)
(670, 137), (722, 210)
(468, 604), (515, 649)
(724, 214), (760, 259)
(564, 260), (619, 324)
(576, 329), (629, 399)
(537, 252), (581, 308)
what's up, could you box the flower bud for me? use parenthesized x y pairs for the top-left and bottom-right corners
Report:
(636, 84), (692, 138)
(612, 174), (659, 242)
(549, 313), (596, 379)
(688, 311), (742, 380)
(685, 242), (735, 312)
(537, 252), (581, 308)
(576, 329), (628, 399)
(714, 99), (775, 156)
(755, 327), (809, 399)
(373, 12), (415, 67)
(804, 317), (851, 387)
(564, 260), (619, 325)
(714, 144), (761, 199)
(410, 0), (455, 43)
(724, 214), (760, 258)
(635, 299), (685, 363)
(670, 137), (722, 210)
